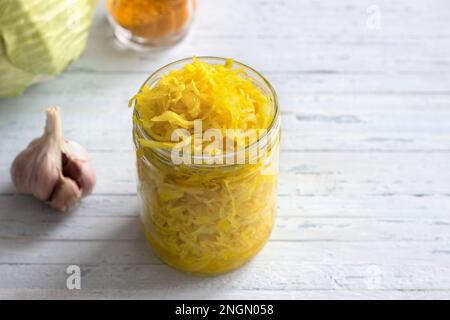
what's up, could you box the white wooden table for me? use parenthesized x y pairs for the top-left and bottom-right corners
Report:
(1, 0), (450, 299)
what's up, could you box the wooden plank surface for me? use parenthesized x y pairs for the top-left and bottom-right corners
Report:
(0, 0), (449, 299)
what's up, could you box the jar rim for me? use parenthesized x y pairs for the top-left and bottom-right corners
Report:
(132, 56), (280, 167)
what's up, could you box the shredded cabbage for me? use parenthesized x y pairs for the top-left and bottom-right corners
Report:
(132, 58), (280, 275)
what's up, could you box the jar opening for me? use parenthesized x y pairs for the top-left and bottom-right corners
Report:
(132, 56), (280, 167)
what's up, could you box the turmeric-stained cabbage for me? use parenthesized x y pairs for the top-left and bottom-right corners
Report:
(132, 58), (280, 275)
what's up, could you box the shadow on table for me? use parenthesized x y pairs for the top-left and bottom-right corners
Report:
(0, 193), (73, 230)
(0, 193), (251, 297)
(79, 217), (250, 297)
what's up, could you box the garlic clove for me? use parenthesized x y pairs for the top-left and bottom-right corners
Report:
(61, 140), (96, 196)
(29, 146), (61, 201)
(48, 174), (82, 212)
(63, 159), (96, 196)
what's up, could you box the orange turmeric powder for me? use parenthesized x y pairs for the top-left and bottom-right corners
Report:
(106, 0), (195, 40)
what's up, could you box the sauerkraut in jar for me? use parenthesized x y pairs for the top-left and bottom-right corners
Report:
(131, 57), (280, 275)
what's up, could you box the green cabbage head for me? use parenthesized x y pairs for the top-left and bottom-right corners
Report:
(0, 0), (97, 97)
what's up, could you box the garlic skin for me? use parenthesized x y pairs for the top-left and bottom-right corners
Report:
(10, 107), (96, 212)
(10, 108), (63, 201)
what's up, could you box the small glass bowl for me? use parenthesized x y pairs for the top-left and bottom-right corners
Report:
(106, 0), (196, 50)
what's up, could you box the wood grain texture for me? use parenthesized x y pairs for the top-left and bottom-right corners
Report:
(0, 0), (449, 299)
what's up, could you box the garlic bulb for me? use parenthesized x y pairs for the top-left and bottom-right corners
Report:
(10, 107), (96, 212)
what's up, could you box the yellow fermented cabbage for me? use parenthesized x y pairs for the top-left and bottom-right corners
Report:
(132, 58), (280, 275)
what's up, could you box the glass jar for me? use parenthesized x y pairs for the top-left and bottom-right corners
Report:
(132, 57), (281, 275)
(106, 0), (196, 49)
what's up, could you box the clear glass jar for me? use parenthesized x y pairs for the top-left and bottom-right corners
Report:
(106, 0), (196, 49)
(132, 57), (281, 275)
